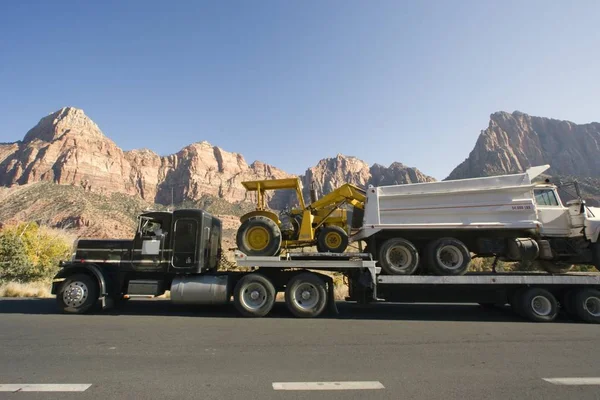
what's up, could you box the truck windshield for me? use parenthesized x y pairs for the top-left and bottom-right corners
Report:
(534, 189), (560, 207)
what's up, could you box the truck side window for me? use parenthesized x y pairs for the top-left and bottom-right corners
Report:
(534, 189), (560, 207)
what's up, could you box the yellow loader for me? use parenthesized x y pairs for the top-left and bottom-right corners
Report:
(236, 178), (366, 256)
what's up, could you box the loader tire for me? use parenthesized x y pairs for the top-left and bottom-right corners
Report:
(425, 238), (471, 276)
(236, 216), (282, 256)
(316, 226), (348, 253)
(378, 238), (420, 275)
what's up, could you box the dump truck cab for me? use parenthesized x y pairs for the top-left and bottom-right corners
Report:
(533, 181), (600, 243)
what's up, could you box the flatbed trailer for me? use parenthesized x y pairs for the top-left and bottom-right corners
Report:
(234, 252), (600, 323)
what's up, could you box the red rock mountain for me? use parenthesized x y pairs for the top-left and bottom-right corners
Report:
(0, 107), (435, 208)
(447, 111), (600, 180)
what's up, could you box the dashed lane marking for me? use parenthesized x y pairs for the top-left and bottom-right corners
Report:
(0, 384), (92, 392)
(272, 381), (384, 390)
(543, 378), (600, 385)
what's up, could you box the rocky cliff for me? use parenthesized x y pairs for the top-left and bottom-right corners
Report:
(0, 107), (291, 206)
(0, 107), (435, 210)
(447, 111), (600, 180)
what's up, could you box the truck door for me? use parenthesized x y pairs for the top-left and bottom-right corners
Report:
(534, 188), (571, 236)
(171, 218), (199, 269)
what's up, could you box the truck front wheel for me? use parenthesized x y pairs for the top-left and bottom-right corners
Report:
(426, 238), (471, 276)
(233, 274), (276, 317)
(56, 273), (99, 314)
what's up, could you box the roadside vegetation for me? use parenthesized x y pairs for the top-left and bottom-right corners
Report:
(0, 222), (72, 297)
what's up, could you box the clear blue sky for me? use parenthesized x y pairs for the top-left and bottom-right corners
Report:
(1, 1), (599, 180)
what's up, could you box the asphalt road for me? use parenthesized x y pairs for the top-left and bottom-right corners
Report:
(0, 298), (599, 400)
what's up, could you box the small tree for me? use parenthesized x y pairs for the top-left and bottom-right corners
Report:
(0, 222), (72, 282)
(0, 231), (33, 282)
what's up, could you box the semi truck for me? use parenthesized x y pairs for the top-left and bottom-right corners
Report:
(51, 206), (600, 323)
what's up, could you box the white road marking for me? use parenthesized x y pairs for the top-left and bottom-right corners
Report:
(272, 381), (384, 390)
(0, 384), (92, 392)
(543, 378), (600, 385)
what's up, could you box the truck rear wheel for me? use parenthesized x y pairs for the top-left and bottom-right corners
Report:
(316, 226), (349, 253)
(233, 274), (276, 317)
(425, 238), (471, 276)
(236, 216), (282, 257)
(56, 273), (99, 314)
(519, 288), (558, 322)
(573, 288), (600, 323)
(378, 238), (420, 275)
(285, 273), (328, 318)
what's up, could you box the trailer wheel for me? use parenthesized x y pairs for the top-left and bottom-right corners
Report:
(285, 273), (328, 318)
(316, 226), (349, 253)
(572, 288), (600, 324)
(426, 238), (471, 276)
(378, 238), (420, 275)
(56, 273), (99, 314)
(233, 274), (276, 317)
(520, 288), (558, 322)
(236, 216), (282, 257)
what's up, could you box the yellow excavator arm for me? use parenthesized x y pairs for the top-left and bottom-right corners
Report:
(308, 183), (366, 210)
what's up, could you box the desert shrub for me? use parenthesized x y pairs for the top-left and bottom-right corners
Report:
(0, 222), (71, 282)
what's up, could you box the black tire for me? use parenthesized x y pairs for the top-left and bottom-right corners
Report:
(233, 274), (276, 317)
(519, 288), (558, 322)
(285, 273), (328, 318)
(236, 216), (282, 256)
(316, 226), (349, 253)
(533, 260), (573, 274)
(56, 273), (99, 314)
(572, 288), (600, 323)
(425, 238), (471, 276)
(378, 238), (420, 275)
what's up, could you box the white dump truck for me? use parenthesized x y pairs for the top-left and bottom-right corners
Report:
(353, 165), (600, 276)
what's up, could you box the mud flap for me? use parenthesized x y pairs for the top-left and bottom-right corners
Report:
(327, 278), (339, 316)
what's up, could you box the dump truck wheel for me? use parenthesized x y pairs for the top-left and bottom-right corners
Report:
(56, 273), (99, 314)
(378, 238), (420, 275)
(573, 288), (600, 323)
(236, 216), (282, 256)
(233, 274), (276, 317)
(285, 273), (328, 318)
(533, 260), (573, 274)
(520, 288), (558, 322)
(316, 226), (348, 253)
(426, 238), (471, 276)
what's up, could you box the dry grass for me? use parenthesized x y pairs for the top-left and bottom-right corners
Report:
(0, 281), (52, 298)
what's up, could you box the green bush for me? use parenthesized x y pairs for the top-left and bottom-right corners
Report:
(0, 230), (33, 282)
(0, 223), (71, 282)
